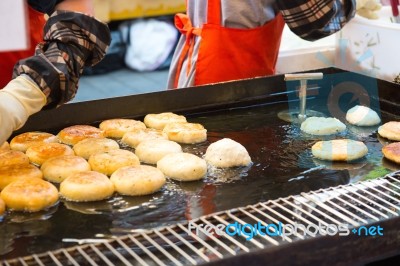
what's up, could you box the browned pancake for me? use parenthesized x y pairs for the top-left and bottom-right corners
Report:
(382, 142), (400, 164)
(0, 164), (43, 190)
(58, 125), (105, 145)
(0, 150), (29, 167)
(10, 132), (59, 152)
(26, 143), (75, 165)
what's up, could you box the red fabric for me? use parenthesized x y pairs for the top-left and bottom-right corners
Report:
(174, 0), (285, 88)
(0, 6), (45, 88)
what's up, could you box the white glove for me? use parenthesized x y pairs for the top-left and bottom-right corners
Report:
(0, 75), (46, 144)
(356, 0), (382, 19)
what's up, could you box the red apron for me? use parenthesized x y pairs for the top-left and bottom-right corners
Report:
(0, 6), (46, 88)
(174, 0), (285, 88)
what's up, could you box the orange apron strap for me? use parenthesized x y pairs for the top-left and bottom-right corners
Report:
(207, 0), (221, 25)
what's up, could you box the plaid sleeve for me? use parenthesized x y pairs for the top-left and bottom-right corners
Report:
(13, 11), (111, 108)
(277, 0), (356, 41)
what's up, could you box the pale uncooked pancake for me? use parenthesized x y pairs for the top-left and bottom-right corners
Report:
(346, 105), (381, 126)
(60, 171), (114, 202)
(73, 138), (119, 159)
(204, 138), (251, 168)
(0, 141), (10, 152)
(144, 112), (187, 130)
(163, 122), (207, 144)
(378, 121), (400, 141)
(26, 143), (75, 166)
(110, 165), (165, 196)
(157, 153), (207, 181)
(121, 128), (168, 148)
(0, 177), (59, 212)
(300, 117), (346, 135)
(0, 164), (43, 190)
(99, 118), (146, 138)
(0, 198), (5, 216)
(135, 139), (182, 164)
(10, 132), (59, 152)
(311, 139), (368, 161)
(58, 125), (105, 145)
(0, 150), (30, 167)
(88, 149), (140, 176)
(382, 142), (400, 164)
(41, 155), (91, 183)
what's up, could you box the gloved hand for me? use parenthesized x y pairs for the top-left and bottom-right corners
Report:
(356, 0), (382, 19)
(0, 75), (46, 144)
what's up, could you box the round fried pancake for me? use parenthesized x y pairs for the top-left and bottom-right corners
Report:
(0, 177), (59, 212)
(163, 122), (207, 144)
(300, 117), (346, 135)
(144, 112), (187, 130)
(0, 164), (43, 190)
(0, 150), (30, 167)
(345, 105), (381, 126)
(0, 198), (5, 216)
(157, 153), (207, 181)
(58, 125), (105, 145)
(135, 139), (182, 165)
(73, 138), (119, 159)
(378, 121), (400, 141)
(121, 128), (168, 148)
(10, 132), (59, 152)
(60, 171), (114, 202)
(204, 138), (252, 168)
(99, 118), (146, 138)
(41, 155), (91, 183)
(110, 165), (165, 196)
(0, 141), (10, 152)
(382, 142), (400, 164)
(88, 149), (140, 176)
(26, 143), (75, 166)
(311, 139), (368, 161)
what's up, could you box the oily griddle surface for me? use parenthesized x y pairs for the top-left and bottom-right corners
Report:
(1, 100), (397, 260)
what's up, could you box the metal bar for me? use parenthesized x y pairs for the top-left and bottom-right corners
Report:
(18, 258), (28, 266)
(61, 249), (80, 266)
(47, 251), (64, 266)
(309, 191), (368, 224)
(368, 180), (400, 201)
(351, 183), (400, 213)
(90, 244), (116, 266)
(32, 254), (45, 266)
(299, 193), (361, 227)
(128, 235), (166, 266)
(340, 186), (393, 217)
(165, 227), (210, 263)
(114, 238), (150, 266)
(247, 205), (293, 242)
(154, 229), (198, 265)
(76, 246), (98, 266)
(177, 223), (224, 259)
(199, 217), (250, 253)
(141, 232), (184, 266)
(103, 242), (134, 266)
(190, 220), (237, 256)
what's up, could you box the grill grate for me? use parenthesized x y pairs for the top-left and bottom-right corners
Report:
(2, 171), (400, 266)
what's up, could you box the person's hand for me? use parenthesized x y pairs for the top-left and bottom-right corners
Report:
(356, 0), (382, 19)
(0, 75), (46, 144)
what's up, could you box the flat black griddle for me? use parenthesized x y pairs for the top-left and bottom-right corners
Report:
(1, 67), (400, 263)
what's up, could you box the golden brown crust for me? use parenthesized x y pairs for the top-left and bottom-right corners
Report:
(60, 171), (115, 202)
(88, 149), (140, 176)
(163, 122), (207, 144)
(0, 178), (59, 212)
(73, 138), (119, 159)
(144, 112), (187, 130)
(382, 142), (400, 164)
(0, 164), (43, 190)
(41, 155), (91, 183)
(99, 119), (146, 138)
(0, 150), (30, 167)
(26, 143), (75, 166)
(0, 141), (10, 152)
(10, 132), (59, 152)
(378, 121), (400, 141)
(58, 125), (105, 145)
(121, 128), (168, 148)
